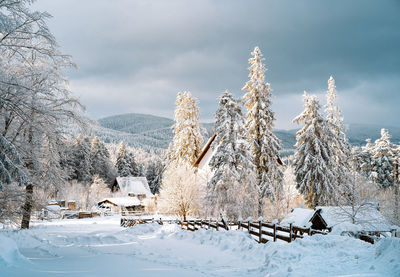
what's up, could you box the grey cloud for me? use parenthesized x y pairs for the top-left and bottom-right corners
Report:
(33, 0), (400, 129)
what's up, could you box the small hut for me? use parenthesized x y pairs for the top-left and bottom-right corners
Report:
(281, 205), (392, 232)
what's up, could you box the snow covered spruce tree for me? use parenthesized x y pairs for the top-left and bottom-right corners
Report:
(242, 46), (283, 216)
(370, 129), (396, 189)
(293, 92), (337, 208)
(116, 142), (138, 177)
(206, 91), (257, 220)
(159, 92), (204, 220)
(146, 158), (164, 194)
(325, 76), (352, 200)
(90, 136), (115, 184)
(0, 0), (86, 228)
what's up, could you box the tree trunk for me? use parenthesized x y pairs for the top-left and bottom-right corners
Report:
(258, 197), (263, 217)
(21, 184), (33, 229)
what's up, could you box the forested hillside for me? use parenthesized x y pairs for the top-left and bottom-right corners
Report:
(94, 113), (400, 152)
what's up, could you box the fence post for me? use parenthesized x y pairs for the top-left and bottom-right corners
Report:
(258, 220), (262, 243)
(208, 219), (211, 230)
(273, 223), (277, 242)
(216, 219), (219, 231)
(238, 219), (242, 230)
(289, 223), (293, 242)
(308, 228), (312, 236)
(248, 220), (251, 234)
(200, 220), (203, 229)
(391, 229), (396, 238)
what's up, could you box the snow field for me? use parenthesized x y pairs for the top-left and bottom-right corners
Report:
(0, 217), (399, 276)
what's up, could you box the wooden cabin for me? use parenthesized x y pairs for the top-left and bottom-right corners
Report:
(281, 205), (392, 232)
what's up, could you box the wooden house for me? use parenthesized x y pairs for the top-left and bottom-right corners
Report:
(97, 197), (145, 214)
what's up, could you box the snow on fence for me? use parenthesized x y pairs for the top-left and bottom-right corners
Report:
(120, 217), (327, 244)
(179, 218), (327, 244)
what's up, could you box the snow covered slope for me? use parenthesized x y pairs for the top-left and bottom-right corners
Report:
(0, 217), (399, 276)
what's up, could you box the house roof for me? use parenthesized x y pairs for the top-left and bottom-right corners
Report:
(194, 133), (216, 167)
(194, 133), (284, 168)
(98, 197), (142, 207)
(115, 177), (154, 198)
(280, 208), (314, 228)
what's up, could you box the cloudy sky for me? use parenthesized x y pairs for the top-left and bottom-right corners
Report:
(34, 0), (400, 129)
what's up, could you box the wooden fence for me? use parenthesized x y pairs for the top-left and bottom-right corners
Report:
(120, 217), (327, 244)
(179, 219), (327, 244)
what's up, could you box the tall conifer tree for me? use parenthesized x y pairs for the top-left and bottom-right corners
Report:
(242, 47), (283, 215)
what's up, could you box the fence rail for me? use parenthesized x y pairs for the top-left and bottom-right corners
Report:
(178, 219), (327, 244)
(120, 217), (327, 244)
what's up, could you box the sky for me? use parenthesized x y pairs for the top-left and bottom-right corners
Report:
(33, 0), (400, 129)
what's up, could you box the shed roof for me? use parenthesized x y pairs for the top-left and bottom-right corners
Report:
(280, 208), (314, 228)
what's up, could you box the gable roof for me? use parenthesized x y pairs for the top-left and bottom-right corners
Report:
(193, 133), (284, 168)
(194, 133), (216, 168)
(98, 197), (142, 207)
(115, 177), (154, 198)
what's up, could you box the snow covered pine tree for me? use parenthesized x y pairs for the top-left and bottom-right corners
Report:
(293, 92), (337, 208)
(159, 92), (203, 220)
(242, 47), (283, 216)
(206, 91), (257, 220)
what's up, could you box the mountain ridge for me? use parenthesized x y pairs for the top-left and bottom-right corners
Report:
(93, 113), (400, 152)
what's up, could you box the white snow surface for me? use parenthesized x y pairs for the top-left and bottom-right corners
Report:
(0, 216), (399, 276)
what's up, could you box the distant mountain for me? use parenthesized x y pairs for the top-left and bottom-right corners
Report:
(93, 113), (400, 152)
(94, 113), (214, 151)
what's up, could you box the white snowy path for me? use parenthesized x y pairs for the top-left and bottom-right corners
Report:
(0, 217), (399, 277)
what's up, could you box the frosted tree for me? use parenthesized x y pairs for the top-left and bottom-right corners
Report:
(159, 92), (204, 219)
(242, 46), (283, 215)
(0, 0), (86, 228)
(158, 164), (201, 220)
(206, 91), (257, 220)
(146, 158), (164, 194)
(87, 175), (112, 210)
(293, 92), (337, 208)
(370, 129), (396, 189)
(115, 142), (138, 177)
(90, 136), (115, 184)
(0, 135), (30, 188)
(166, 92), (204, 166)
(325, 76), (352, 198)
(68, 135), (92, 183)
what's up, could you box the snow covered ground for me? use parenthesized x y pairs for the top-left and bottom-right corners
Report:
(0, 216), (399, 277)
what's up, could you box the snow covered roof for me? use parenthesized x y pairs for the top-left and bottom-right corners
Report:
(315, 205), (393, 231)
(194, 134), (283, 169)
(280, 208), (314, 228)
(194, 134), (217, 168)
(281, 205), (393, 232)
(98, 197), (142, 207)
(115, 177), (154, 198)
